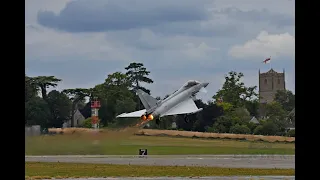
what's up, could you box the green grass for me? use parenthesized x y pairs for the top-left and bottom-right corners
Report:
(25, 162), (295, 178)
(25, 130), (295, 155)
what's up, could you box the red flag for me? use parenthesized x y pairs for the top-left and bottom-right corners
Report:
(262, 57), (271, 64)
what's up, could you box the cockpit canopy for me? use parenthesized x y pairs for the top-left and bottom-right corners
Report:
(167, 80), (201, 98)
(183, 80), (200, 88)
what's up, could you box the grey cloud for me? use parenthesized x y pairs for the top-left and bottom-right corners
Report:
(151, 7), (294, 37)
(212, 8), (294, 27)
(103, 28), (238, 53)
(149, 21), (240, 38)
(27, 0), (295, 101)
(25, 59), (130, 86)
(37, 0), (212, 32)
(36, 0), (294, 39)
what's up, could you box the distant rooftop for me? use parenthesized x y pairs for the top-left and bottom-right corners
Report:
(260, 68), (284, 74)
(249, 116), (260, 124)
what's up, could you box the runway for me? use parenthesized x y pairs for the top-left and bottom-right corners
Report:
(43, 176), (295, 180)
(25, 155), (295, 169)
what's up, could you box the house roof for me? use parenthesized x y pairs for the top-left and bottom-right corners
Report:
(249, 116), (260, 124)
(288, 108), (295, 116)
(69, 109), (86, 119)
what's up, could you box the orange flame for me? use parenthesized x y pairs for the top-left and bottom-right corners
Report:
(141, 115), (147, 121)
(147, 114), (154, 120)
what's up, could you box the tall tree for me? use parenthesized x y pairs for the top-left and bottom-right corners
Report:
(46, 90), (72, 128)
(25, 75), (38, 102)
(91, 72), (136, 126)
(244, 99), (259, 117)
(213, 71), (258, 108)
(274, 90), (295, 112)
(75, 95), (87, 110)
(113, 98), (138, 127)
(25, 97), (51, 128)
(125, 62), (154, 110)
(211, 115), (233, 133)
(105, 72), (131, 87)
(197, 101), (223, 132)
(210, 107), (251, 134)
(266, 101), (288, 132)
(31, 76), (62, 101)
(125, 62), (153, 94)
(229, 107), (251, 125)
(62, 88), (91, 127)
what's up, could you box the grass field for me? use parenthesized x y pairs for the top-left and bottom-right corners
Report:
(25, 162), (295, 178)
(25, 128), (295, 155)
(138, 129), (295, 143)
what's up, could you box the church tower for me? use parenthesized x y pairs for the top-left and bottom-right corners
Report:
(259, 68), (286, 104)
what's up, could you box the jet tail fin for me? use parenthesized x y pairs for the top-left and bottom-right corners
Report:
(136, 89), (158, 110)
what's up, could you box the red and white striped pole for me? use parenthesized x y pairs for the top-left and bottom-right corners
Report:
(90, 97), (101, 129)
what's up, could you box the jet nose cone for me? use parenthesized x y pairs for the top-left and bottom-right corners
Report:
(203, 82), (209, 87)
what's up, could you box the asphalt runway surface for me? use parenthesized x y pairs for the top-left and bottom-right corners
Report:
(44, 176), (295, 180)
(25, 155), (295, 169)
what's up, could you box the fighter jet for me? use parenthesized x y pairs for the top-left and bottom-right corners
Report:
(116, 80), (209, 126)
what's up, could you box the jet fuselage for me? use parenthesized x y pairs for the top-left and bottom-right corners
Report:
(116, 80), (209, 125)
(145, 82), (209, 118)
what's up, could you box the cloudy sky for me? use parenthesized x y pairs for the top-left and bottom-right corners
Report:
(25, 0), (295, 102)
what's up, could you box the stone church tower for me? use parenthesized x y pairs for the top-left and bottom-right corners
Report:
(259, 68), (286, 104)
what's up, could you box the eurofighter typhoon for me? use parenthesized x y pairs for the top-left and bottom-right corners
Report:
(116, 80), (209, 125)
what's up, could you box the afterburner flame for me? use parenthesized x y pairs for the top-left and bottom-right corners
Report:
(140, 115), (147, 121)
(147, 114), (154, 120)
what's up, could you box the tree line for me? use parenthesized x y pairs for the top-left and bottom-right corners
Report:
(25, 62), (295, 137)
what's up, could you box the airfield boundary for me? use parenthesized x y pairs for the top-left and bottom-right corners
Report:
(47, 128), (295, 143)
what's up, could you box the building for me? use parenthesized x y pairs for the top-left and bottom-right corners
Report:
(25, 125), (41, 136)
(286, 108), (295, 130)
(259, 68), (286, 104)
(249, 116), (260, 124)
(258, 68), (286, 117)
(63, 109), (86, 127)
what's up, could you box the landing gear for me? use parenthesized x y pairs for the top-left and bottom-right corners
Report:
(184, 115), (190, 123)
(156, 117), (160, 125)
